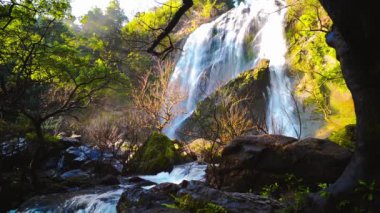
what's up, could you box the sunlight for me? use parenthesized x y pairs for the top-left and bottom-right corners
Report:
(70, 0), (168, 20)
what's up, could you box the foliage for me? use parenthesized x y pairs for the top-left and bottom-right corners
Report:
(187, 138), (216, 162)
(334, 180), (378, 212)
(317, 183), (329, 198)
(261, 182), (280, 198)
(25, 132), (59, 143)
(285, 0), (355, 138)
(355, 180), (376, 202)
(328, 124), (356, 150)
(0, 0), (128, 141)
(122, 0), (229, 60)
(79, 0), (129, 72)
(166, 194), (228, 213)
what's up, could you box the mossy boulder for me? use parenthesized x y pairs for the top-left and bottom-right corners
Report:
(178, 59), (270, 142)
(125, 132), (190, 175)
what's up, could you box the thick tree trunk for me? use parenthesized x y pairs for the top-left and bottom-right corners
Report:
(310, 0), (380, 209)
(34, 121), (44, 143)
(29, 120), (44, 185)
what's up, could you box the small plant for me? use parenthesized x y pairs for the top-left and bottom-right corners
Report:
(355, 179), (376, 202)
(284, 173), (304, 190)
(293, 186), (310, 212)
(336, 200), (350, 211)
(318, 183), (330, 198)
(198, 203), (228, 213)
(164, 194), (228, 213)
(260, 182), (280, 198)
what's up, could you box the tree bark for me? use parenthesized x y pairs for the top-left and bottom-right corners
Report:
(29, 119), (44, 185)
(311, 0), (380, 208)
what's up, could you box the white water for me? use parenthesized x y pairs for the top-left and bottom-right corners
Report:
(140, 162), (207, 189)
(18, 162), (206, 213)
(258, 1), (300, 137)
(164, 0), (299, 138)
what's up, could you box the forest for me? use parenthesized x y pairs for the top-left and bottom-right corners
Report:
(0, 0), (379, 212)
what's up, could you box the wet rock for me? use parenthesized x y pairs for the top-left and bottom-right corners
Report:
(65, 146), (101, 162)
(59, 137), (80, 146)
(0, 137), (27, 157)
(117, 180), (284, 213)
(61, 169), (90, 180)
(124, 176), (156, 187)
(81, 160), (121, 176)
(207, 135), (352, 192)
(98, 175), (120, 186)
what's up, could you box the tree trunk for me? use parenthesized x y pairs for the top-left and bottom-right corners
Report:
(310, 0), (380, 209)
(29, 120), (44, 185)
(325, 28), (380, 197)
(33, 120), (44, 143)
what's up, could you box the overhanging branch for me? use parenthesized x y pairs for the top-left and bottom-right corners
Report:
(147, 0), (193, 57)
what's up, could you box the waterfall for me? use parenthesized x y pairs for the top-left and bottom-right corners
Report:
(260, 1), (300, 138)
(164, 0), (300, 139)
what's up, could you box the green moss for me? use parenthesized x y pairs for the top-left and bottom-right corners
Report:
(25, 132), (59, 143)
(130, 132), (184, 174)
(243, 33), (256, 61)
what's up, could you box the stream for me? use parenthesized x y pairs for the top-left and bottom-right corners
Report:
(16, 162), (207, 213)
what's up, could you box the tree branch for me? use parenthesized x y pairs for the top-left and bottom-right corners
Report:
(147, 0), (193, 56)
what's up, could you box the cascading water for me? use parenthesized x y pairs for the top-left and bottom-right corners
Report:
(17, 162), (206, 213)
(164, 0), (300, 138)
(257, 1), (300, 137)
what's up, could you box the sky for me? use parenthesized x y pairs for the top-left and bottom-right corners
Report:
(70, 0), (167, 21)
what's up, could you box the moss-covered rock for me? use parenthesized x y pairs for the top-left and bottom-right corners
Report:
(178, 59), (270, 142)
(125, 132), (190, 175)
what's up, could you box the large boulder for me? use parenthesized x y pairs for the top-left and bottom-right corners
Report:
(124, 132), (192, 175)
(177, 59), (270, 142)
(207, 135), (352, 192)
(116, 180), (284, 213)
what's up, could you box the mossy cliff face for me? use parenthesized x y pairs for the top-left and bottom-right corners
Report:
(284, 0), (355, 140)
(124, 132), (189, 175)
(178, 59), (270, 142)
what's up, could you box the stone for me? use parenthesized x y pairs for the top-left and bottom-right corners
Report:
(124, 132), (189, 175)
(177, 59), (270, 142)
(60, 169), (90, 180)
(116, 180), (284, 213)
(207, 135), (352, 192)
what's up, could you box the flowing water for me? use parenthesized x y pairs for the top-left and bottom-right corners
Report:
(17, 162), (206, 213)
(164, 0), (300, 138)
